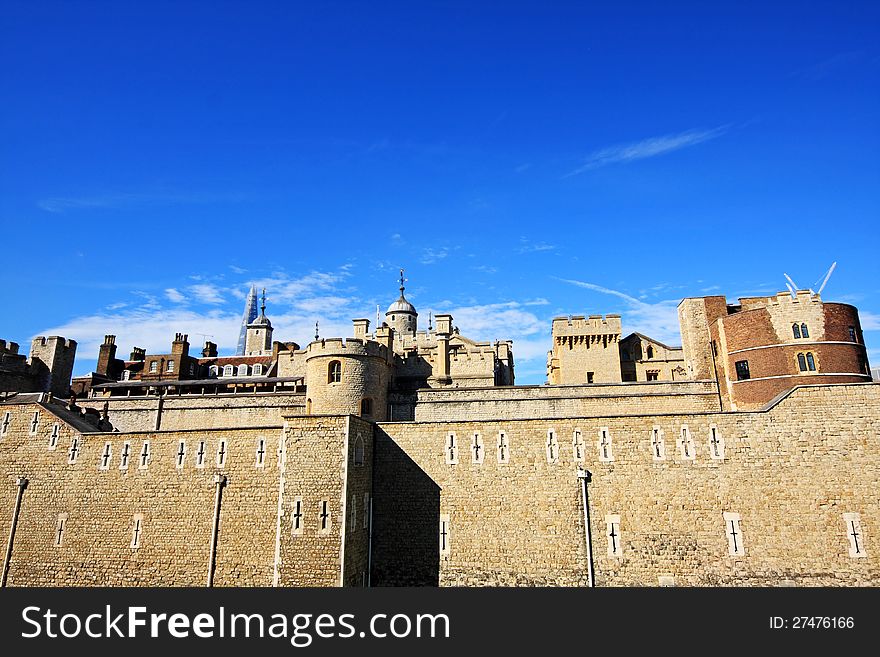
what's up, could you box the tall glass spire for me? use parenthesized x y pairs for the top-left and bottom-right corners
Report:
(235, 285), (259, 355)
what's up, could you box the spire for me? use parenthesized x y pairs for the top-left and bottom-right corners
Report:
(236, 285), (259, 356)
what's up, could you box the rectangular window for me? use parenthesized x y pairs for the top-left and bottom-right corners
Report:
(709, 425), (725, 460)
(546, 429), (559, 464)
(292, 497), (304, 536)
(29, 410), (40, 435)
(848, 326), (857, 343)
(149, 361), (158, 373)
(471, 433), (484, 464)
(119, 441), (131, 470)
(255, 437), (266, 467)
(67, 437), (80, 464)
(176, 440), (186, 469)
(1, 411), (11, 436)
(319, 500), (331, 534)
(572, 429), (584, 462)
(216, 439), (228, 467)
(723, 512), (745, 556)
(166, 360), (174, 373)
(598, 427), (613, 463)
(440, 514), (451, 556)
(54, 513), (68, 547)
(843, 513), (866, 558)
(646, 371), (659, 381)
(48, 423), (60, 450)
(130, 513), (144, 549)
(586, 371), (594, 383)
(99, 442), (112, 470)
(735, 360), (750, 380)
(445, 432), (459, 465)
(678, 425), (695, 461)
(195, 440), (207, 468)
(138, 441), (151, 470)
(651, 427), (665, 461)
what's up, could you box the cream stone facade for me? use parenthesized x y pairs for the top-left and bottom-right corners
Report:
(0, 279), (876, 587)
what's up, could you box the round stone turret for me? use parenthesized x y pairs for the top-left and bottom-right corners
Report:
(386, 268), (417, 337)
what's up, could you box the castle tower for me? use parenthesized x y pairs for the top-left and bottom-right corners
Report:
(244, 289), (273, 356)
(236, 284), (259, 356)
(547, 315), (622, 384)
(29, 336), (77, 397)
(304, 336), (393, 421)
(385, 269), (417, 337)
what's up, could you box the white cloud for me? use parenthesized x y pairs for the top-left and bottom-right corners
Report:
(859, 311), (880, 331)
(518, 237), (556, 254)
(187, 284), (225, 305)
(421, 247), (449, 264)
(165, 288), (186, 303)
(565, 126), (728, 177)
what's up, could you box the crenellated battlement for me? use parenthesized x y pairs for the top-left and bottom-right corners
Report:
(551, 314), (622, 336)
(304, 337), (391, 361)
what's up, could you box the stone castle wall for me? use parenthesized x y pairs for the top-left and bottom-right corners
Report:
(374, 383), (880, 586)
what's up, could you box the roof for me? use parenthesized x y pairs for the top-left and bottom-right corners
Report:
(387, 294), (417, 315)
(620, 332), (682, 351)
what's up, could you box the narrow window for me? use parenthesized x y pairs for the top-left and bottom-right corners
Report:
(843, 513), (867, 558)
(349, 495), (356, 529)
(679, 425), (695, 461)
(121, 370), (131, 381)
(209, 365), (219, 377)
(292, 497), (304, 536)
(130, 513), (144, 549)
(647, 345), (654, 359)
(328, 360), (342, 383)
(572, 429), (584, 463)
(149, 361), (158, 373)
(651, 427), (665, 461)
(471, 433), (484, 464)
(848, 326), (857, 343)
(1, 411), (10, 437)
(216, 439), (228, 467)
(223, 364), (233, 377)
(319, 500), (331, 534)
(29, 410), (40, 435)
(546, 430), (559, 464)
(797, 353), (807, 372)
(138, 441), (151, 469)
(606, 515), (622, 557)
(723, 512), (745, 556)
(709, 425), (725, 460)
(352, 435), (365, 466)
(119, 441), (131, 469)
(48, 423), (60, 450)
(440, 515), (451, 556)
(54, 514), (68, 547)
(166, 360), (175, 373)
(598, 427), (613, 463)
(176, 440), (186, 469)
(800, 323), (809, 338)
(360, 398), (373, 416)
(67, 437), (80, 464)
(792, 323), (801, 339)
(586, 371), (594, 384)
(806, 352), (816, 371)
(445, 432), (459, 465)
(255, 437), (266, 467)
(99, 442), (112, 470)
(195, 440), (206, 468)
(363, 493), (370, 529)
(497, 431), (510, 465)
(734, 360), (750, 381)
(253, 364), (263, 376)
(237, 364), (248, 376)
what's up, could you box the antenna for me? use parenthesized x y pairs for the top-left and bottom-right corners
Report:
(196, 333), (214, 344)
(815, 262), (837, 297)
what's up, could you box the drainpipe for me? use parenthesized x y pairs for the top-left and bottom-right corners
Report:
(2, 477), (28, 587)
(367, 496), (373, 587)
(708, 339), (724, 411)
(207, 474), (227, 587)
(577, 468), (595, 588)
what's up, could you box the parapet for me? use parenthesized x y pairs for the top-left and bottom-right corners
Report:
(0, 340), (20, 355)
(737, 290), (821, 311)
(304, 337), (391, 361)
(551, 314), (622, 336)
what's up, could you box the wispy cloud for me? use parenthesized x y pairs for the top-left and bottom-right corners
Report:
(859, 311), (880, 331)
(187, 284), (225, 305)
(557, 278), (682, 345)
(792, 50), (865, 80)
(518, 237), (556, 254)
(165, 288), (186, 303)
(421, 247), (449, 264)
(564, 126), (728, 177)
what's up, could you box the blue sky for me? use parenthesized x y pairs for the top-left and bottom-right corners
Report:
(1, 1), (878, 384)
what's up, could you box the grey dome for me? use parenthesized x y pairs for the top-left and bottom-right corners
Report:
(387, 294), (417, 315)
